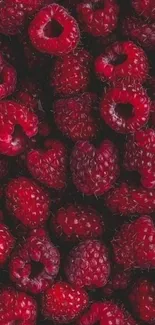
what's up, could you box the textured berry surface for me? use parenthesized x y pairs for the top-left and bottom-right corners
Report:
(77, 0), (119, 37)
(52, 204), (104, 241)
(65, 239), (110, 288)
(27, 139), (67, 189)
(0, 223), (15, 266)
(0, 287), (37, 324)
(105, 182), (155, 215)
(95, 41), (148, 82)
(71, 140), (119, 196)
(123, 16), (155, 50)
(129, 279), (155, 323)
(51, 49), (92, 96)
(78, 301), (136, 325)
(101, 83), (151, 134)
(42, 282), (89, 323)
(132, 0), (155, 20)
(112, 215), (155, 269)
(0, 62), (17, 100)
(0, 101), (38, 156)
(54, 93), (98, 141)
(0, 4), (25, 35)
(29, 4), (80, 55)
(9, 228), (60, 294)
(6, 177), (51, 228)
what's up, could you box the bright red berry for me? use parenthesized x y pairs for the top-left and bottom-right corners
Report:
(132, 0), (155, 20)
(78, 301), (137, 325)
(51, 49), (92, 96)
(105, 182), (155, 215)
(77, 0), (119, 37)
(6, 177), (51, 228)
(0, 62), (17, 99)
(112, 215), (155, 269)
(123, 16), (155, 50)
(0, 223), (15, 266)
(129, 279), (155, 323)
(101, 83), (151, 134)
(41, 281), (89, 323)
(29, 4), (80, 55)
(95, 41), (148, 83)
(27, 139), (67, 189)
(0, 287), (37, 324)
(70, 140), (119, 196)
(0, 101), (38, 156)
(54, 93), (98, 141)
(9, 228), (60, 294)
(65, 239), (110, 289)
(51, 204), (104, 241)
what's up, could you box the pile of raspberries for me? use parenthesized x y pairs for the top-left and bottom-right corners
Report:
(1, 0), (155, 324)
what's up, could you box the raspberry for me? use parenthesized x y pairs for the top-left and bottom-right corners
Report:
(0, 101), (38, 156)
(0, 223), (15, 266)
(0, 287), (37, 324)
(101, 83), (151, 134)
(0, 4), (25, 35)
(124, 132), (155, 189)
(65, 239), (110, 289)
(103, 266), (131, 296)
(15, 80), (40, 111)
(54, 93), (98, 141)
(132, 0), (155, 20)
(51, 204), (104, 241)
(51, 49), (92, 96)
(123, 16), (155, 50)
(77, 0), (119, 37)
(0, 62), (17, 100)
(9, 228), (60, 294)
(41, 282), (89, 323)
(105, 182), (155, 215)
(129, 279), (155, 323)
(7, 0), (45, 14)
(112, 215), (155, 269)
(27, 139), (67, 189)
(95, 41), (148, 83)
(78, 301), (136, 325)
(29, 4), (80, 55)
(6, 177), (51, 228)
(70, 140), (119, 196)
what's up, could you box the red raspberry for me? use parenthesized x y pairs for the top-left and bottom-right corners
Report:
(0, 287), (37, 324)
(27, 139), (67, 189)
(77, 0), (119, 37)
(0, 101), (38, 156)
(70, 140), (119, 196)
(54, 93), (98, 141)
(51, 204), (104, 241)
(15, 80), (40, 111)
(0, 155), (8, 179)
(6, 177), (51, 228)
(129, 279), (155, 323)
(112, 215), (155, 269)
(105, 182), (155, 215)
(103, 266), (131, 296)
(41, 281), (89, 323)
(124, 132), (155, 188)
(51, 49), (92, 96)
(65, 239), (110, 289)
(101, 83), (151, 134)
(95, 41), (148, 83)
(78, 301), (137, 325)
(0, 62), (17, 100)
(0, 223), (15, 266)
(0, 4), (25, 35)
(29, 4), (80, 55)
(123, 16), (155, 50)
(132, 0), (155, 20)
(7, 0), (45, 14)
(9, 228), (60, 294)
